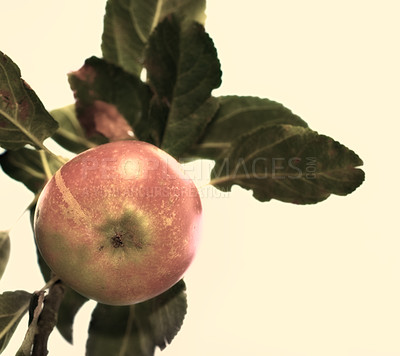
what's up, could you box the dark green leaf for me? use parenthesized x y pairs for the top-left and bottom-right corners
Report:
(56, 288), (88, 344)
(133, 95), (169, 147)
(68, 57), (150, 141)
(211, 125), (365, 204)
(0, 52), (58, 150)
(36, 249), (52, 284)
(102, 0), (161, 77)
(101, 0), (206, 77)
(86, 280), (187, 356)
(0, 232), (10, 280)
(144, 16), (222, 158)
(189, 96), (308, 160)
(50, 105), (102, 154)
(0, 290), (32, 354)
(0, 147), (63, 193)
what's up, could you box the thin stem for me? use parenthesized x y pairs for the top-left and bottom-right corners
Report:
(39, 150), (53, 181)
(0, 301), (30, 340)
(207, 176), (229, 187)
(27, 193), (39, 212)
(151, 0), (163, 33)
(42, 145), (67, 166)
(39, 275), (61, 293)
(56, 127), (97, 149)
(204, 174), (243, 188)
(197, 181), (212, 190)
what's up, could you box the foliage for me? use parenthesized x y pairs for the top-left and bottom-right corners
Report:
(0, 0), (364, 355)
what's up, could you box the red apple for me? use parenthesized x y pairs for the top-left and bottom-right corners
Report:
(34, 140), (202, 305)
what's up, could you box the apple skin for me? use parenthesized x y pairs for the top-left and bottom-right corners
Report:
(34, 140), (202, 305)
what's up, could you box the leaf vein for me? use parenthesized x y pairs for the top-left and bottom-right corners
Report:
(217, 105), (283, 124)
(234, 130), (300, 174)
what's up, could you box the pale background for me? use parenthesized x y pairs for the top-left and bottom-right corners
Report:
(0, 1), (399, 355)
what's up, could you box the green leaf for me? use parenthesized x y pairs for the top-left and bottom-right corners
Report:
(144, 16), (222, 158)
(50, 105), (101, 154)
(56, 288), (88, 344)
(188, 96), (309, 160)
(0, 290), (32, 354)
(68, 57), (150, 141)
(211, 125), (365, 204)
(0, 147), (63, 193)
(102, 0), (161, 77)
(86, 280), (187, 356)
(0, 232), (10, 281)
(0, 232), (10, 278)
(0, 52), (58, 150)
(102, 0), (206, 77)
(133, 95), (169, 147)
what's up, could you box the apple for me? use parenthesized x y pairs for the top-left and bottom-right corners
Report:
(34, 140), (202, 305)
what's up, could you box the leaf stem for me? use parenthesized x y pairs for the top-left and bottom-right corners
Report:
(55, 127), (97, 149)
(151, 0), (163, 33)
(42, 145), (68, 166)
(27, 193), (39, 212)
(207, 175), (238, 187)
(208, 170), (308, 187)
(0, 301), (30, 341)
(39, 150), (53, 181)
(0, 108), (67, 166)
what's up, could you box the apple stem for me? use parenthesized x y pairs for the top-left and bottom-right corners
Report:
(39, 275), (61, 293)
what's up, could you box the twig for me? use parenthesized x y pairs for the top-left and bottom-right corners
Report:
(31, 280), (66, 356)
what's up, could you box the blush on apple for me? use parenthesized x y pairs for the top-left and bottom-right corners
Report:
(34, 140), (202, 305)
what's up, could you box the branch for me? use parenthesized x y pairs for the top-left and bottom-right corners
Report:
(31, 280), (66, 356)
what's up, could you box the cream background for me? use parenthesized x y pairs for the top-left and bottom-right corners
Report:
(0, 1), (399, 355)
